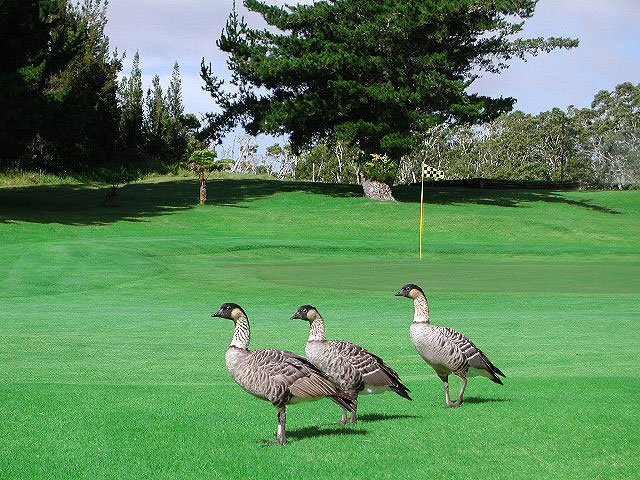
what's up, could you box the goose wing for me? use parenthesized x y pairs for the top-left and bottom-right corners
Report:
(440, 327), (505, 382)
(250, 349), (355, 409)
(327, 340), (411, 398)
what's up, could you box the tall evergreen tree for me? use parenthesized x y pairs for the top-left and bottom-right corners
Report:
(144, 74), (168, 158)
(166, 62), (184, 120)
(146, 75), (166, 133)
(164, 62), (201, 162)
(0, 0), (77, 167)
(1, 0), (122, 172)
(118, 51), (144, 152)
(45, 0), (122, 171)
(203, 0), (578, 199)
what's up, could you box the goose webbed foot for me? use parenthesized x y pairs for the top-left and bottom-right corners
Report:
(337, 408), (348, 425)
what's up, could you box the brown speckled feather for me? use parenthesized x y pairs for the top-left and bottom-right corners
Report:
(440, 327), (505, 382)
(232, 348), (354, 409)
(330, 340), (408, 391)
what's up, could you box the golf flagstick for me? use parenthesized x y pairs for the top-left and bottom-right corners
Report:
(420, 164), (445, 260)
(419, 162), (425, 261)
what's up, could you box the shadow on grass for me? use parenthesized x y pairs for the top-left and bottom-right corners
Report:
(463, 396), (511, 404)
(0, 178), (620, 226)
(394, 184), (622, 215)
(357, 413), (420, 423)
(286, 425), (368, 442)
(0, 179), (361, 226)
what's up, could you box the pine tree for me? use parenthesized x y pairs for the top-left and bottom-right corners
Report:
(203, 0), (578, 199)
(45, 0), (123, 171)
(166, 62), (184, 120)
(1, 0), (123, 172)
(0, 0), (57, 166)
(164, 62), (200, 162)
(147, 75), (166, 134)
(144, 74), (168, 158)
(118, 51), (144, 151)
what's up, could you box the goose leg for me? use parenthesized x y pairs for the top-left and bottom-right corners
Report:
(277, 407), (287, 445)
(447, 377), (467, 408)
(340, 409), (348, 426)
(439, 375), (454, 407)
(349, 399), (358, 424)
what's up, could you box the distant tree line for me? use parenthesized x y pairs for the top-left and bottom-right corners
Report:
(0, 0), (202, 179)
(398, 82), (640, 189)
(240, 82), (638, 189)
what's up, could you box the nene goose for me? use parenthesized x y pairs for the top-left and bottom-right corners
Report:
(291, 305), (411, 425)
(212, 303), (355, 445)
(395, 284), (505, 408)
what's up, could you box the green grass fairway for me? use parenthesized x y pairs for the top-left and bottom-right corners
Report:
(1, 179), (639, 479)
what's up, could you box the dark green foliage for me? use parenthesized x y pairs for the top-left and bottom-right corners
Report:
(163, 63), (204, 163)
(0, 0), (68, 165)
(132, 62), (203, 167)
(44, 0), (123, 172)
(0, 0), (122, 173)
(202, 0), (577, 173)
(144, 74), (168, 159)
(0, 2), (201, 178)
(166, 62), (183, 120)
(0, 0), (124, 173)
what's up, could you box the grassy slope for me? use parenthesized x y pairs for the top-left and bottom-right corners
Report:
(0, 179), (638, 479)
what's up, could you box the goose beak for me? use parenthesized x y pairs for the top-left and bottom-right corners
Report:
(394, 290), (405, 297)
(211, 309), (223, 318)
(291, 312), (301, 319)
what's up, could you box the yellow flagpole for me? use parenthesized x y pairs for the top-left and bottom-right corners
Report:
(419, 162), (425, 261)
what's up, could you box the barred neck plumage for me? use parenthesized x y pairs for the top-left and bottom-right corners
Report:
(308, 316), (327, 342)
(230, 315), (251, 349)
(413, 294), (430, 323)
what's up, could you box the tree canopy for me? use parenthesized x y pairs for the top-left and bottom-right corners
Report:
(0, 1), (202, 180)
(202, 0), (578, 174)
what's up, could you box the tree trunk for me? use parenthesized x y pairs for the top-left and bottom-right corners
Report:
(199, 177), (207, 204)
(361, 178), (395, 201)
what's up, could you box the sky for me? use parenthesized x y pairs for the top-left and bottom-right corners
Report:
(105, 0), (640, 151)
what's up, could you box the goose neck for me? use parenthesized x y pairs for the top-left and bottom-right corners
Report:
(413, 294), (430, 323)
(308, 316), (327, 342)
(230, 315), (251, 349)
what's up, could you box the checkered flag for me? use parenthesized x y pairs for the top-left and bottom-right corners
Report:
(422, 163), (445, 180)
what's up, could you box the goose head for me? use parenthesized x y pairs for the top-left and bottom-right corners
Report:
(212, 302), (247, 322)
(394, 284), (425, 300)
(291, 305), (321, 322)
